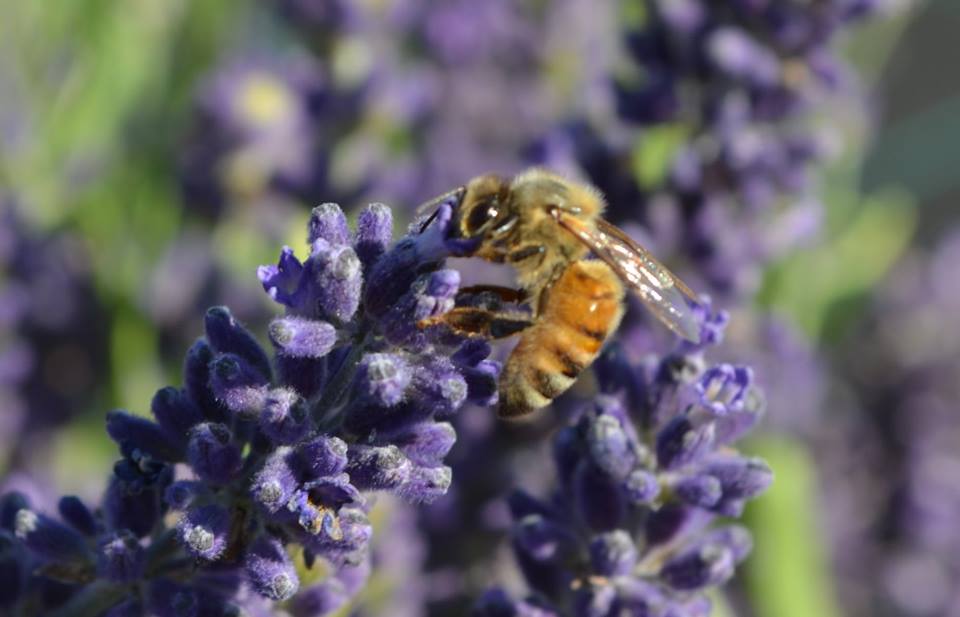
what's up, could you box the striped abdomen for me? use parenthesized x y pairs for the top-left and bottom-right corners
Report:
(498, 260), (625, 418)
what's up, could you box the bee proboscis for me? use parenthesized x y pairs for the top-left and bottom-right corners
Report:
(419, 168), (700, 418)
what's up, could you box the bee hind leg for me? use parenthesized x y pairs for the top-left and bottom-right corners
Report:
(418, 307), (533, 340)
(457, 285), (528, 304)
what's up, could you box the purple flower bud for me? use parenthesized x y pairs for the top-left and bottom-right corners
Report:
(304, 474), (363, 510)
(574, 462), (625, 531)
(183, 339), (228, 423)
(363, 238), (425, 320)
(97, 530), (144, 582)
(309, 506), (372, 556)
(355, 203), (393, 268)
(346, 445), (412, 491)
(106, 410), (183, 463)
(294, 434), (349, 479)
(707, 27), (780, 86)
(0, 532), (26, 608)
(656, 417), (715, 470)
(251, 448), (299, 515)
(714, 394), (764, 446)
(268, 316), (337, 359)
(586, 414), (635, 481)
(151, 387), (203, 444)
(244, 535), (299, 601)
(58, 496), (97, 536)
(380, 269), (461, 349)
(276, 353), (327, 401)
(703, 526), (753, 563)
(451, 338), (492, 366)
(682, 302), (729, 352)
(287, 490), (342, 540)
(209, 353), (269, 418)
(573, 579), (617, 617)
(353, 353), (412, 407)
(646, 504), (695, 546)
(660, 540), (736, 591)
(399, 465), (452, 503)
(703, 455), (773, 505)
(514, 514), (569, 562)
(673, 474), (723, 508)
(14, 509), (89, 563)
(385, 421), (457, 467)
(104, 461), (173, 538)
(148, 578), (198, 617)
(307, 202), (351, 246)
(362, 203), (455, 320)
(508, 490), (556, 521)
(410, 357), (467, 418)
(614, 578), (669, 615)
(164, 481), (207, 511)
(0, 492), (29, 531)
(590, 530), (638, 577)
(461, 359), (501, 406)
(186, 423), (242, 485)
(260, 388), (311, 445)
(259, 246), (306, 308)
(623, 468), (660, 505)
(178, 505), (230, 561)
(425, 268), (459, 303)
(310, 240), (362, 323)
(204, 306), (272, 381)
(696, 365), (752, 415)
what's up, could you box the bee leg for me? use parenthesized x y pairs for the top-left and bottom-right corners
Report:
(418, 307), (533, 340)
(507, 244), (546, 264)
(458, 285), (528, 304)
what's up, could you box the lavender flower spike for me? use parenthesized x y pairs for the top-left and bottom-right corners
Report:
(483, 305), (771, 615)
(0, 197), (499, 615)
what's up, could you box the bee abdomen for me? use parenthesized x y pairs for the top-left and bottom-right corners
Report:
(498, 260), (624, 418)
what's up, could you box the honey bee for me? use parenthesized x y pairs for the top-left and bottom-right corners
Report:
(419, 168), (700, 418)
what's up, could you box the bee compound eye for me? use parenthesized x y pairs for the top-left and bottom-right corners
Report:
(466, 198), (499, 235)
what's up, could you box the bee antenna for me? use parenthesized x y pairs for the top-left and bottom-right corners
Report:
(418, 208), (441, 234)
(415, 186), (466, 234)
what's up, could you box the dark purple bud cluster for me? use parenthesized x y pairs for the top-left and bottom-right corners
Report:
(0, 200), (499, 616)
(0, 201), (108, 473)
(547, 0), (896, 296)
(477, 301), (771, 616)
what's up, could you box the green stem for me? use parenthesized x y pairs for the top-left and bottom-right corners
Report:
(312, 337), (368, 428)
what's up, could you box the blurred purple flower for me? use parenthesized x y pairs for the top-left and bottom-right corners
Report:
(539, 0), (898, 298)
(0, 200), (107, 472)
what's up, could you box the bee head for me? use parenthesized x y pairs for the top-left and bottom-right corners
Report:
(455, 174), (515, 242)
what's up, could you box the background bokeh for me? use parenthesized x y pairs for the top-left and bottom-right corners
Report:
(1, 0), (957, 615)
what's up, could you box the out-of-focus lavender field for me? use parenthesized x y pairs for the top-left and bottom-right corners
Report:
(1, 1), (958, 616)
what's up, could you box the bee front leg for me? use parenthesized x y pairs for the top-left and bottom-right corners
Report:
(507, 244), (546, 264)
(418, 307), (533, 340)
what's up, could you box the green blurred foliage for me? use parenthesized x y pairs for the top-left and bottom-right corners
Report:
(743, 436), (843, 617)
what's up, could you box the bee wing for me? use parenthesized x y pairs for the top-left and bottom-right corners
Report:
(553, 211), (701, 343)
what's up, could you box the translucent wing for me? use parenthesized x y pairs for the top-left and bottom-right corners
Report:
(552, 210), (701, 343)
